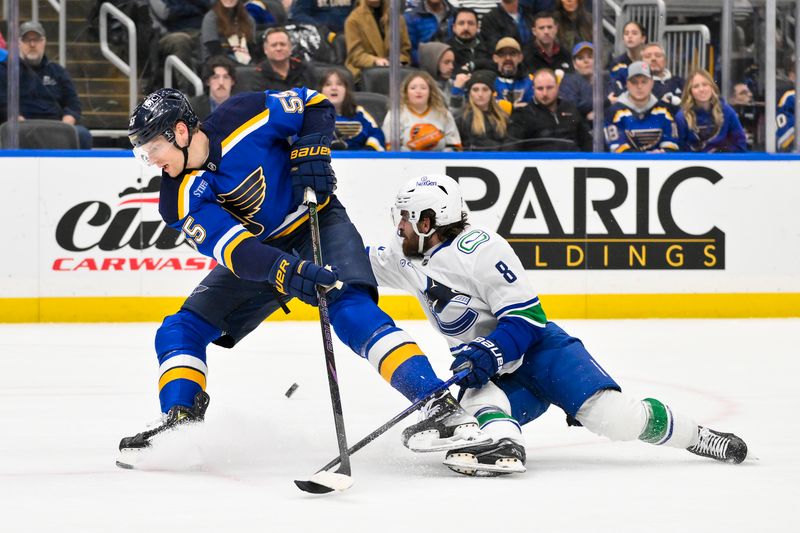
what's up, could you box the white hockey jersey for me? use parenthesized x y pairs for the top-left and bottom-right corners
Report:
(367, 226), (547, 374)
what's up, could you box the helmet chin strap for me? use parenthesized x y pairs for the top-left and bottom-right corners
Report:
(411, 224), (436, 255)
(170, 122), (194, 174)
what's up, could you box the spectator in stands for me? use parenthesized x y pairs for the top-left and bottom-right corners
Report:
(0, 21), (92, 149)
(553, 0), (591, 52)
(641, 42), (683, 116)
(492, 37), (533, 111)
(729, 82), (758, 150)
(405, 0), (455, 67)
(146, 0), (212, 92)
(245, 0), (289, 26)
(455, 0), (500, 20)
(255, 27), (314, 91)
(509, 67), (590, 151)
(382, 71), (461, 151)
(419, 42), (456, 107)
(455, 69), (511, 150)
(290, 0), (354, 34)
(610, 20), (647, 99)
(558, 41), (612, 122)
(320, 68), (385, 151)
(201, 0), (257, 66)
(604, 61), (678, 153)
(446, 8), (493, 74)
(674, 69), (746, 153)
(189, 56), (237, 120)
(776, 61), (796, 152)
(480, 0), (533, 53)
(523, 11), (572, 76)
(344, 0), (411, 82)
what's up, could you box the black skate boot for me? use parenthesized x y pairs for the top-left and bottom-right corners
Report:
(687, 426), (747, 464)
(117, 391), (210, 465)
(401, 391), (491, 452)
(444, 438), (527, 476)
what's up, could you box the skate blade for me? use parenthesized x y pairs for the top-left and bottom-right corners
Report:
(443, 457), (526, 476)
(406, 432), (493, 453)
(294, 470), (354, 494)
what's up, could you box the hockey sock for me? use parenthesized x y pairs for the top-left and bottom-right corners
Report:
(155, 310), (221, 413)
(328, 287), (444, 402)
(638, 398), (699, 449)
(462, 383), (523, 443)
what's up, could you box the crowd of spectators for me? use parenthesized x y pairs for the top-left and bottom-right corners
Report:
(2, 0), (798, 152)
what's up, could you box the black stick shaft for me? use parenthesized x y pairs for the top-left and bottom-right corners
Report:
(317, 369), (470, 473)
(305, 188), (351, 476)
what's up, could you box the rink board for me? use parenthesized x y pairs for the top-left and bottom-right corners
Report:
(1, 151), (798, 321)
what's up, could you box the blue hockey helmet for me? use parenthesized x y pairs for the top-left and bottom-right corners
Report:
(128, 88), (199, 148)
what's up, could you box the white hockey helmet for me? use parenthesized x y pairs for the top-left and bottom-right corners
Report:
(393, 174), (465, 252)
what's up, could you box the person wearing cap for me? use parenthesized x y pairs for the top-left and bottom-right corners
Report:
(558, 41), (614, 122)
(480, 0), (533, 53)
(445, 8), (493, 75)
(603, 60), (678, 153)
(523, 11), (572, 76)
(454, 69), (511, 150)
(508, 67), (591, 151)
(641, 42), (684, 116)
(255, 26), (314, 92)
(0, 21), (92, 149)
(492, 37), (534, 111)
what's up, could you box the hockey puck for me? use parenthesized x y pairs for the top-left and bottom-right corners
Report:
(285, 382), (299, 398)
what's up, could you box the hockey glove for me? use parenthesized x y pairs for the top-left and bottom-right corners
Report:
(290, 133), (336, 206)
(450, 337), (504, 388)
(268, 253), (339, 306)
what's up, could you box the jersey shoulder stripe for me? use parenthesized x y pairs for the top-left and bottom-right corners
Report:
(221, 108), (271, 156)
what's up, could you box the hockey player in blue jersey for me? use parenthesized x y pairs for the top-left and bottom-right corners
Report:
(117, 88), (489, 463)
(604, 61), (679, 153)
(368, 174), (748, 475)
(776, 62), (796, 152)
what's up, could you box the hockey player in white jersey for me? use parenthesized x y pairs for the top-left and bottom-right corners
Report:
(368, 174), (748, 475)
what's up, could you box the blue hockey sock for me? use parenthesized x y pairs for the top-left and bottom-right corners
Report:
(155, 309), (221, 413)
(329, 286), (444, 402)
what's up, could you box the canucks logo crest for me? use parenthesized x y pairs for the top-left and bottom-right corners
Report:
(218, 167), (266, 235)
(423, 277), (478, 336)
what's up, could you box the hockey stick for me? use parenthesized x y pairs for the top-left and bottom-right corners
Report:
(293, 188), (353, 495)
(312, 368), (470, 473)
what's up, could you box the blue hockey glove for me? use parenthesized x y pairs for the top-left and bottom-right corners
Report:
(449, 337), (504, 388)
(268, 253), (339, 306)
(289, 133), (336, 206)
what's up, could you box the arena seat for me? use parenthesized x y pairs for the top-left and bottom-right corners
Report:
(0, 120), (80, 149)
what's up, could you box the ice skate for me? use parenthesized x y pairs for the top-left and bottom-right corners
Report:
(401, 391), (491, 452)
(444, 437), (527, 476)
(116, 391), (210, 469)
(687, 426), (747, 464)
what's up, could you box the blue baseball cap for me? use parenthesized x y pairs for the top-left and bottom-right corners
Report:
(571, 41), (593, 57)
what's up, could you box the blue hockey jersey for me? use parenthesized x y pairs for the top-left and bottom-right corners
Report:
(334, 105), (386, 151)
(604, 93), (679, 152)
(158, 87), (334, 279)
(675, 100), (747, 153)
(776, 89), (795, 152)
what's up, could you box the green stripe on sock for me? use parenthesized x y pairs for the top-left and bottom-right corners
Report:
(476, 410), (512, 426)
(639, 398), (670, 444)
(508, 303), (547, 325)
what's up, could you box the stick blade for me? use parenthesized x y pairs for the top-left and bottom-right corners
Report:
(294, 470), (354, 494)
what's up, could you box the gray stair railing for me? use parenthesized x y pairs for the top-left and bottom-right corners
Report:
(98, 1), (137, 118)
(663, 24), (711, 80)
(164, 55), (204, 97)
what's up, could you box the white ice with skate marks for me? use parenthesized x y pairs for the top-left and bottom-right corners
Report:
(0, 319), (797, 532)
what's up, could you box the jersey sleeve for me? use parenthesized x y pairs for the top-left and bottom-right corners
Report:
(777, 90), (796, 152)
(604, 106), (632, 153)
(653, 107), (679, 151)
(366, 241), (415, 292)
(165, 172), (281, 280)
(262, 87), (335, 140)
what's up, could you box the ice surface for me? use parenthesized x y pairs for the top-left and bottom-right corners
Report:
(1, 319), (798, 532)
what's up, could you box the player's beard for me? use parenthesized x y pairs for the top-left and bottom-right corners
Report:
(400, 230), (423, 258)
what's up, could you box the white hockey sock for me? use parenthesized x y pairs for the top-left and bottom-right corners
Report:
(576, 390), (698, 449)
(462, 382), (524, 444)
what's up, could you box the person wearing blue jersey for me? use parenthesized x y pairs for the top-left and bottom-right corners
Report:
(675, 70), (747, 153)
(604, 61), (679, 153)
(117, 87), (489, 462)
(367, 174), (748, 474)
(319, 68), (386, 151)
(491, 37), (533, 110)
(609, 20), (647, 99)
(776, 62), (796, 152)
